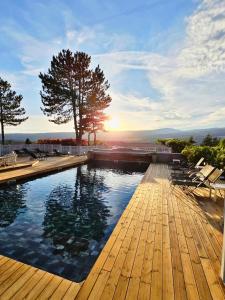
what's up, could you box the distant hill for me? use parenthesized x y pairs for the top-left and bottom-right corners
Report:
(3, 127), (225, 144)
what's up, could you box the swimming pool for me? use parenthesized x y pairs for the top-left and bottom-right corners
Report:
(0, 161), (147, 282)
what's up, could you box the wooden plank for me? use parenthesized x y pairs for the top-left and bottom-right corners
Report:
(201, 258), (225, 300)
(50, 279), (73, 300)
(0, 259), (16, 277)
(113, 275), (129, 300)
(162, 209), (174, 299)
(88, 270), (110, 300)
(37, 275), (63, 299)
(12, 269), (46, 299)
(25, 273), (54, 300)
(0, 267), (37, 300)
(186, 238), (213, 300)
(141, 191), (157, 284)
(168, 197), (188, 300)
(138, 281), (151, 300)
(150, 187), (163, 300)
(0, 261), (23, 287)
(0, 264), (30, 296)
(125, 277), (140, 300)
(181, 253), (200, 300)
(63, 282), (81, 299)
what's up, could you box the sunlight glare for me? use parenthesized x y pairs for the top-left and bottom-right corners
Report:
(105, 117), (120, 131)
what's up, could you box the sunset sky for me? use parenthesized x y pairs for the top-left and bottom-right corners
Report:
(0, 0), (225, 133)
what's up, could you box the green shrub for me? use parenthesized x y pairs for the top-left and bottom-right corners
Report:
(157, 137), (195, 153)
(165, 139), (190, 153)
(182, 145), (225, 169)
(219, 138), (225, 149)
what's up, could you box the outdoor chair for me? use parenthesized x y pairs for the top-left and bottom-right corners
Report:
(204, 169), (224, 201)
(34, 148), (49, 158)
(170, 164), (215, 190)
(170, 157), (205, 177)
(22, 148), (46, 160)
(53, 149), (70, 156)
(14, 149), (26, 156)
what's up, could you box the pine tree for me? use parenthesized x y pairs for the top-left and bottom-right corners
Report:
(40, 50), (111, 145)
(0, 77), (28, 145)
(201, 134), (219, 146)
(39, 49), (92, 145)
(84, 66), (111, 145)
(188, 136), (196, 145)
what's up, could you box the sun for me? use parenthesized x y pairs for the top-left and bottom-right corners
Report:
(105, 116), (120, 131)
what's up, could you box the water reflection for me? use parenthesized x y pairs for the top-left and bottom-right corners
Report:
(0, 163), (146, 281)
(43, 166), (111, 257)
(0, 185), (27, 227)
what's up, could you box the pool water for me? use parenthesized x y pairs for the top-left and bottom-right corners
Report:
(0, 161), (147, 282)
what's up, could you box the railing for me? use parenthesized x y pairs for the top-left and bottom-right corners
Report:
(0, 144), (171, 156)
(0, 144), (106, 156)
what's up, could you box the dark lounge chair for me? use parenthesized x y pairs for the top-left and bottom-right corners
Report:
(22, 148), (46, 160)
(170, 164), (214, 186)
(53, 149), (69, 156)
(170, 165), (219, 191)
(170, 157), (205, 176)
(35, 148), (49, 157)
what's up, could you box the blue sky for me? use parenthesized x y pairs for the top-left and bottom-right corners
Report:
(0, 0), (225, 132)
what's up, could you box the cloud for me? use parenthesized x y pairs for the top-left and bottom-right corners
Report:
(94, 0), (225, 129)
(1, 0), (225, 132)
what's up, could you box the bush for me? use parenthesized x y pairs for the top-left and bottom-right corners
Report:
(219, 138), (225, 149)
(157, 138), (193, 153)
(182, 145), (225, 169)
(165, 139), (190, 153)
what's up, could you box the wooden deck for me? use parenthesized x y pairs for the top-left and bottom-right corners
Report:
(0, 161), (36, 173)
(0, 155), (88, 184)
(76, 163), (225, 300)
(0, 255), (81, 299)
(0, 163), (224, 299)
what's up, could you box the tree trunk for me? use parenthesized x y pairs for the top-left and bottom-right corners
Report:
(0, 120), (4, 145)
(94, 131), (96, 146)
(71, 98), (79, 143)
(0, 100), (4, 145)
(88, 132), (91, 146)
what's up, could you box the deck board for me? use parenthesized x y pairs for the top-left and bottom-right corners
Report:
(0, 163), (225, 299)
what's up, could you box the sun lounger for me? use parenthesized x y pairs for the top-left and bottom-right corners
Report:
(203, 169), (224, 201)
(35, 148), (49, 157)
(170, 157), (205, 177)
(170, 164), (215, 190)
(53, 149), (69, 156)
(22, 148), (46, 160)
